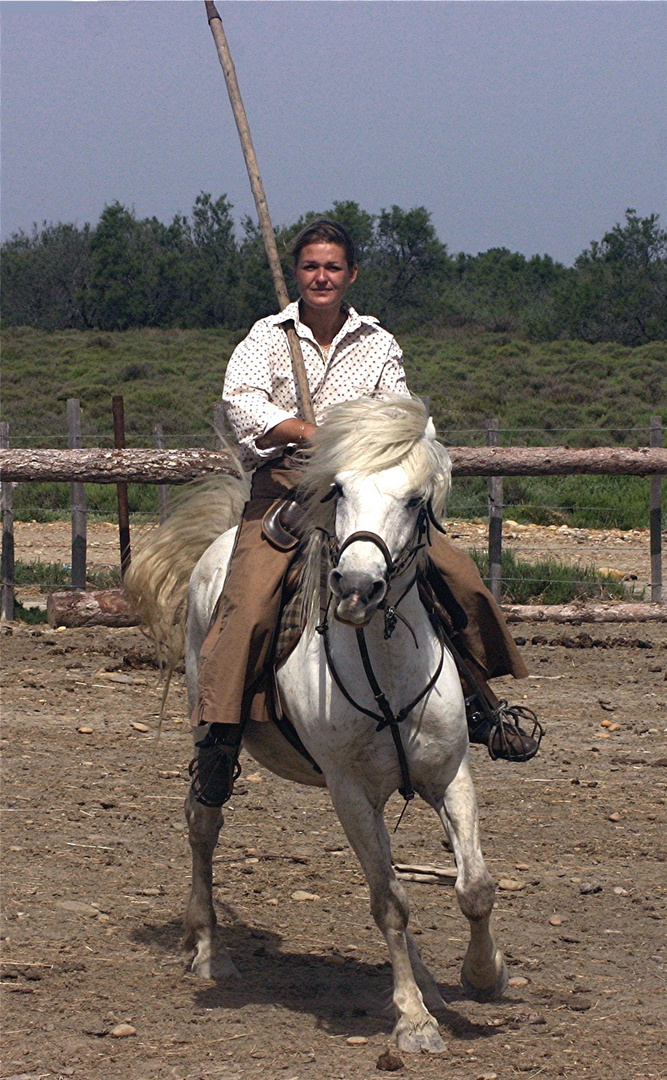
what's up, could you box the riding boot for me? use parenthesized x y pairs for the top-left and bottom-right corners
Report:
(460, 664), (543, 763)
(189, 723), (244, 807)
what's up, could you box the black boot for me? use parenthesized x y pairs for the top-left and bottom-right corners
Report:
(466, 692), (543, 763)
(189, 723), (243, 807)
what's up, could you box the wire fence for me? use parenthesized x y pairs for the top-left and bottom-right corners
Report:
(1, 403), (664, 621)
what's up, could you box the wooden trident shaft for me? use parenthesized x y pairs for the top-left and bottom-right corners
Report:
(204, 1), (316, 424)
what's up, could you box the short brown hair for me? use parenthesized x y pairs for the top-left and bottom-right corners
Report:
(289, 219), (356, 269)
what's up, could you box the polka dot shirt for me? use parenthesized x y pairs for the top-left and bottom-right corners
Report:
(223, 301), (410, 469)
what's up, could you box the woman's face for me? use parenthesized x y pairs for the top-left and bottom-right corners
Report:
(294, 242), (358, 315)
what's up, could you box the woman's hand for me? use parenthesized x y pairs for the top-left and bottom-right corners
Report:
(256, 418), (317, 451)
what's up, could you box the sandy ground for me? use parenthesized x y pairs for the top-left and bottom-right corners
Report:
(2, 605), (666, 1080)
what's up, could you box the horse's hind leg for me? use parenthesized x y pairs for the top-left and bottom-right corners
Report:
(328, 779), (446, 1054)
(433, 761), (507, 1001)
(184, 790), (239, 980)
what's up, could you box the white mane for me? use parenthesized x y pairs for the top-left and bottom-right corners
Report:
(296, 394), (451, 628)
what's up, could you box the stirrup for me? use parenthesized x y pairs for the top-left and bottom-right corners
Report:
(467, 698), (544, 763)
(189, 724), (243, 807)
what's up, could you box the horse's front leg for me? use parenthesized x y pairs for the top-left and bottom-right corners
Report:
(184, 789), (239, 980)
(434, 761), (507, 1001)
(328, 778), (446, 1054)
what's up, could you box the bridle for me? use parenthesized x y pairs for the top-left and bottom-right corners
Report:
(315, 492), (448, 814)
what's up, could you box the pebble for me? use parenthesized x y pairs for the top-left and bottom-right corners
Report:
(131, 722), (149, 733)
(515, 863), (530, 871)
(246, 772), (264, 782)
(55, 900), (100, 917)
(608, 812), (622, 822)
(548, 915), (564, 926)
(608, 723), (622, 733)
(376, 1047), (404, 1071)
(291, 890), (319, 901)
(600, 719), (611, 728)
(508, 976), (529, 988)
(346, 1036), (367, 1045)
(476, 1074), (499, 1080)
(77, 727), (93, 735)
(580, 882), (603, 895)
(110, 1023), (136, 1038)
(265, 898), (278, 905)
(613, 886), (629, 896)
(498, 878), (524, 891)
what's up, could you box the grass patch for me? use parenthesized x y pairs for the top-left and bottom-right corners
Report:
(468, 548), (629, 605)
(12, 600), (48, 624)
(14, 559), (122, 590)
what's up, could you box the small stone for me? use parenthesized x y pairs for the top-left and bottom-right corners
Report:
(110, 1023), (136, 1038)
(498, 878), (524, 891)
(515, 863), (530, 871)
(476, 1074), (499, 1080)
(347, 1036), (368, 1045)
(56, 900), (100, 917)
(291, 890), (319, 901)
(608, 723), (621, 733)
(599, 700), (615, 712)
(579, 882), (603, 895)
(514, 637), (526, 646)
(608, 812), (622, 822)
(158, 770), (180, 779)
(246, 772), (264, 782)
(508, 976), (529, 987)
(594, 731), (611, 739)
(600, 719), (612, 728)
(265, 898), (278, 905)
(549, 915), (564, 926)
(376, 1047), (404, 1071)
(328, 954), (346, 966)
(131, 722), (149, 733)
(613, 886), (629, 896)
(77, 727), (93, 735)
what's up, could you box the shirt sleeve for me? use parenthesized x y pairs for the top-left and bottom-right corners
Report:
(375, 336), (411, 398)
(222, 322), (297, 462)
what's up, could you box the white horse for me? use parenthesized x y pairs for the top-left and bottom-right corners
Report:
(127, 395), (507, 1055)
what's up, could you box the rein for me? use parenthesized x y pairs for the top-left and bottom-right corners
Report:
(315, 509), (446, 809)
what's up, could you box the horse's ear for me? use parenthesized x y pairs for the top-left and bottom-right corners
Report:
(425, 417), (436, 440)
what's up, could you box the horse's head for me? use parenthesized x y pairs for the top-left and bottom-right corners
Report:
(297, 395), (451, 628)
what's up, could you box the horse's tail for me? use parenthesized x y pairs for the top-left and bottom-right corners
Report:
(124, 470), (250, 671)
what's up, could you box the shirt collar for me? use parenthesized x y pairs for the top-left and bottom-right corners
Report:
(270, 301), (379, 343)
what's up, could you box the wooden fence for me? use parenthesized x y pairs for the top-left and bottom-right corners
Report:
(1, 402), (664, 621)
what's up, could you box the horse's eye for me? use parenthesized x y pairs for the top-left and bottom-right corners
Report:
(406, 495), (423, 510)
(321, 482), (343, 504)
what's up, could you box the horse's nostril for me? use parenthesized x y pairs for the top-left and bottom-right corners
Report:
(368, 579), (387, 602)
(329, 569), (343, 596)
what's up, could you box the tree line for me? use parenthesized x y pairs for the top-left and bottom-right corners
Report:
(1, 196), (665, 346)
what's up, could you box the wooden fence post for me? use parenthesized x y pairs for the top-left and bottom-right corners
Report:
(153, 424), (170, 523)
(213, 402), (227, 448)
(650, 415), (663, 605)
(67, 399), (87, 589)
(1, 422), (14, 620)
(486, 418), (503, 603)
(112, 396), (131, 576)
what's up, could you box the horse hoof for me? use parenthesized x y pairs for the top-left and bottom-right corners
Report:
(191, 949), (241, 981)
(395, 1017), (447, 1055)
(461, 954), (508, 1003)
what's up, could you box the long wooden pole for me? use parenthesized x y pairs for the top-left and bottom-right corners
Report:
(204, 0), (315, 424)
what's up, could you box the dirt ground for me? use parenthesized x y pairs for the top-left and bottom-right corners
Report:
(11, 518), (655, 596)
(2, 523), (666, 1080)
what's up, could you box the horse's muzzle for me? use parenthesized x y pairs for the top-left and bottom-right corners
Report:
(329, 569), (387, 625)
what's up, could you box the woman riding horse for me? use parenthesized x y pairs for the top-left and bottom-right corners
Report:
(192, 219), (539, 807)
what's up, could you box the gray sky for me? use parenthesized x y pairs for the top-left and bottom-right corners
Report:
(1, 1), (665, 264)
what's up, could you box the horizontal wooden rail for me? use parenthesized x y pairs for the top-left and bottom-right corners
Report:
(2, 445), (666, 483)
